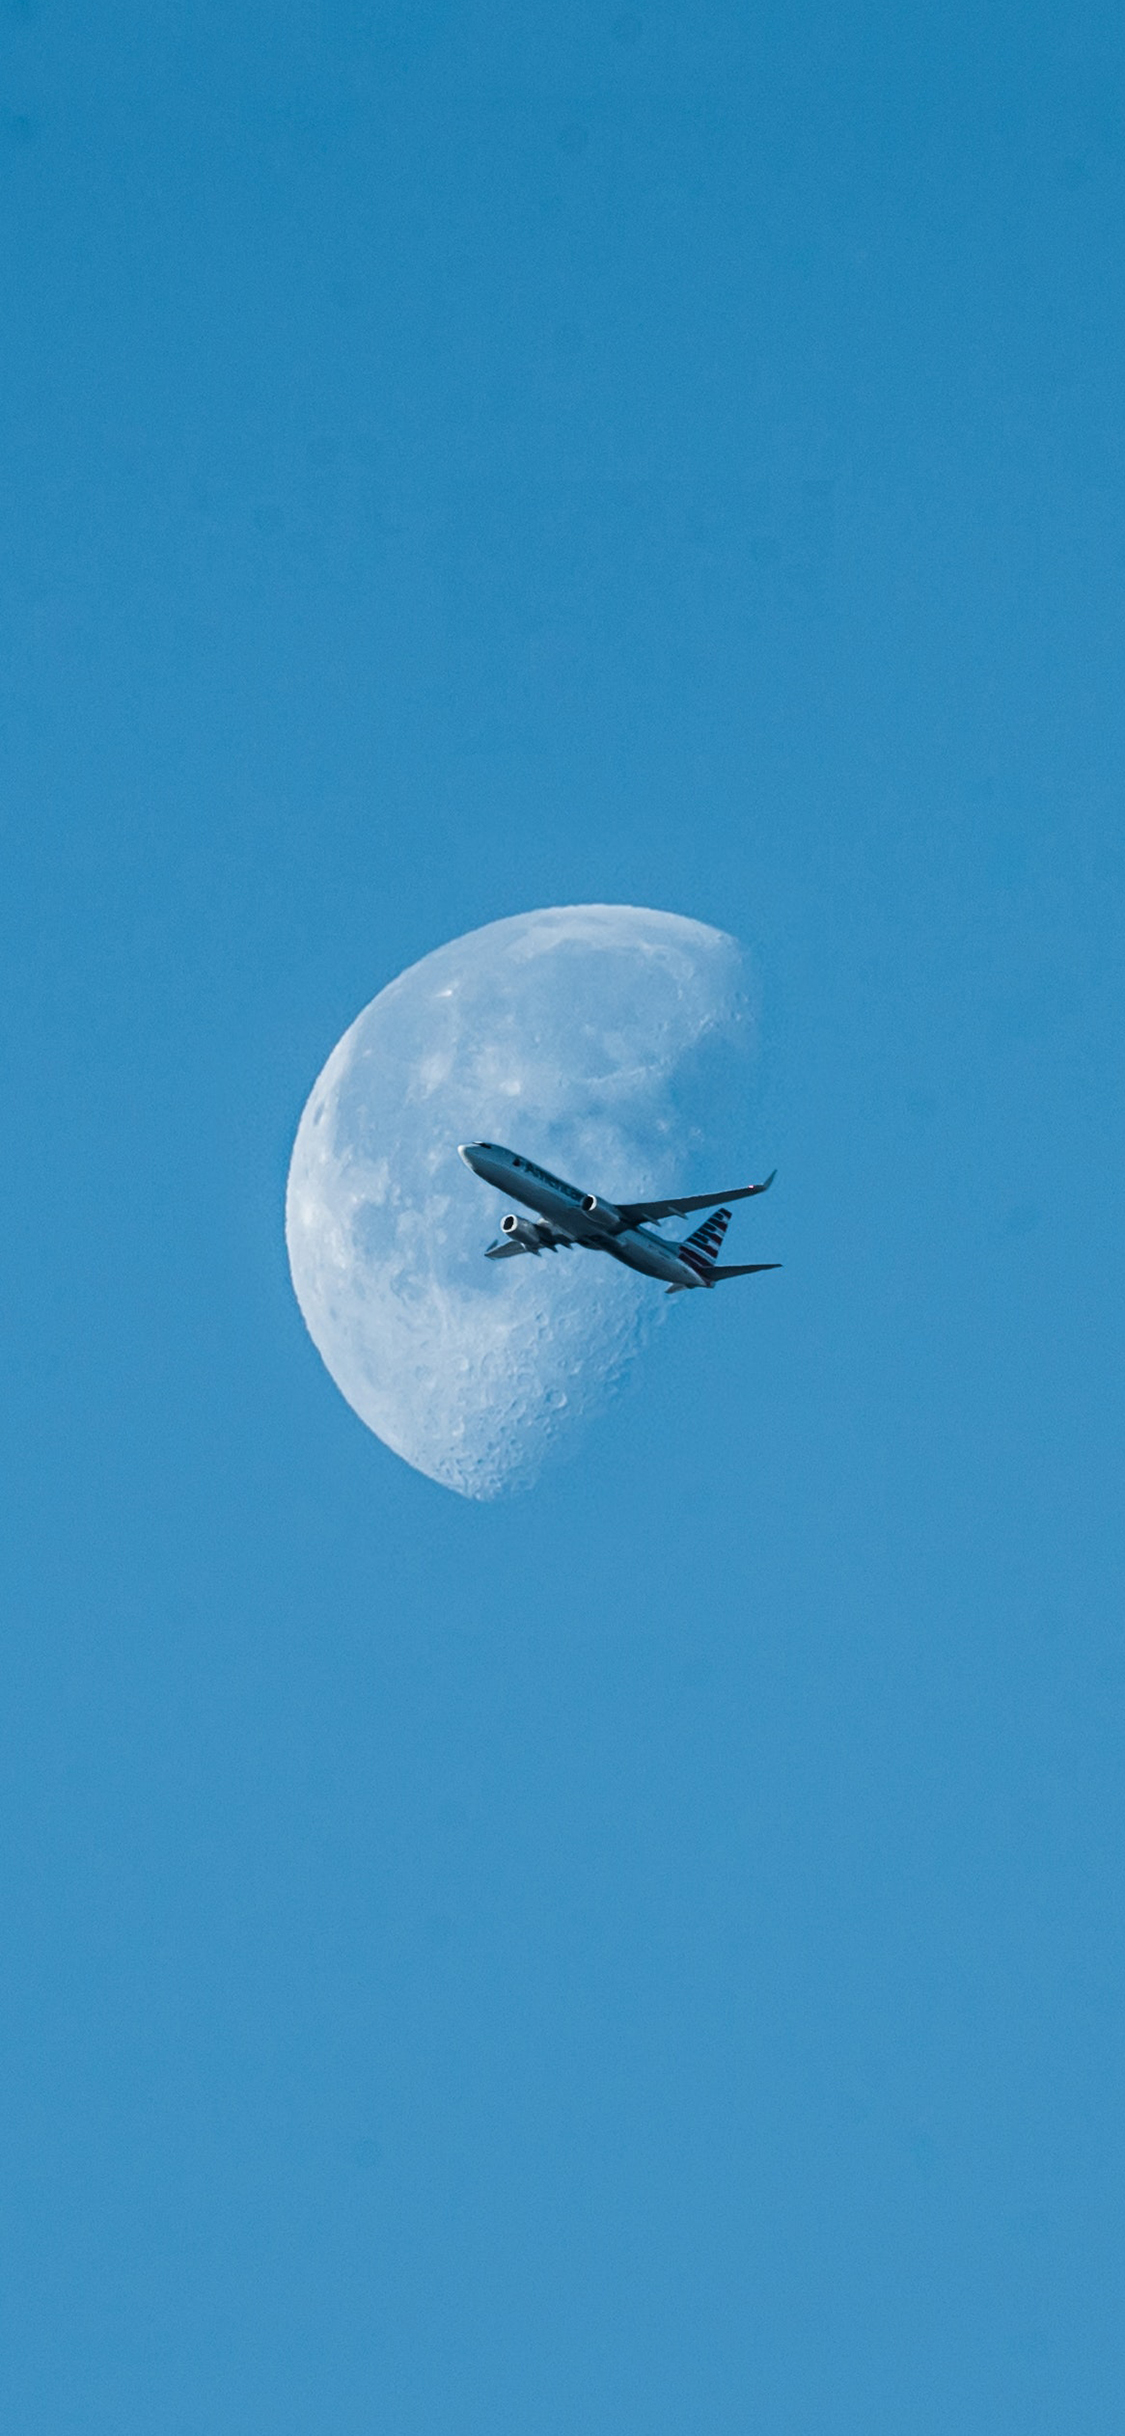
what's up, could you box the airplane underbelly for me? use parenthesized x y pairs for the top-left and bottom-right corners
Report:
(617, 1230), (688, 1283)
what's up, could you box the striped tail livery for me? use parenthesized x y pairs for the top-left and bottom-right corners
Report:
(677, 1206), (733, 1280)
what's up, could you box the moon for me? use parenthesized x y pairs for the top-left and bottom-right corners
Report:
(285, 905), (756, 1498)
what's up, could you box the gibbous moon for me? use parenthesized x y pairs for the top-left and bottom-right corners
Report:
(286, 905), (756, 1498)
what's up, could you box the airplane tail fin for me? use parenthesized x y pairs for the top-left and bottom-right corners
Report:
(678, 1206), (732, 1270)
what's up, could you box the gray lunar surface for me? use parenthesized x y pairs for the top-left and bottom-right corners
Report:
(285, 904), (755, 1497)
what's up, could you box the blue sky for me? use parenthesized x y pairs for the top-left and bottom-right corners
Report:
(2, 1), (1123, 2428)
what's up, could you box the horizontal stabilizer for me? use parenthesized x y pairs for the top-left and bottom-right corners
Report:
(708, 1261), (781, 1282)
(617, 1170), (776, 1227)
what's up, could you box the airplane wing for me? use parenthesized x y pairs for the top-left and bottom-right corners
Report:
(616, 1170), (776, 1227)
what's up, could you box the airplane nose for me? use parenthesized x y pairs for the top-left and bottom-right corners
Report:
(457, 1143), (476, 1168)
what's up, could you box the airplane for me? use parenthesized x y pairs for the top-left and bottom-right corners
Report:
(458, 1141), (780, 1296)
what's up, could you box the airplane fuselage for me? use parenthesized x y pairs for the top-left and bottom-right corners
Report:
(459, 1141), (725, 1290)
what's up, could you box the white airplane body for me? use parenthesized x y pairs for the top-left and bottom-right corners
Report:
(458, 1141), (779, 1295)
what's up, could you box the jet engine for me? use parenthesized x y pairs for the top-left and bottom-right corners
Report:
(580, 1192), (620, 1229)
(500, 1213), (543, 1251)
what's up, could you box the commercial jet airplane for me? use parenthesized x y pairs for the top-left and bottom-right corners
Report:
(458, 1141), (779, 1296)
